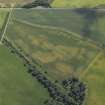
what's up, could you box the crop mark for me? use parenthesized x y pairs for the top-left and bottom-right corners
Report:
(14, 18), (100, 49)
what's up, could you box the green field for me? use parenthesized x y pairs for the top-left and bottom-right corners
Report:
(52, 0), (105, 8)
(0, 44), (49, 105)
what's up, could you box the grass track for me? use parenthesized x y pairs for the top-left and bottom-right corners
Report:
(80, 51), (102, 78)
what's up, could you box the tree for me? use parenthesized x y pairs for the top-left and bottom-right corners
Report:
(22, 0), (53, 8)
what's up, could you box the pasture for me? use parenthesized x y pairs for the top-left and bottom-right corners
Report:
(0, 44), (49, 105)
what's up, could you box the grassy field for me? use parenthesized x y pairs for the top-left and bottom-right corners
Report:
(0, 45), (49, 105)
(52, 0), (105, 8)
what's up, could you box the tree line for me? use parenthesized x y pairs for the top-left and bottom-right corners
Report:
(62, 77), (86, 105)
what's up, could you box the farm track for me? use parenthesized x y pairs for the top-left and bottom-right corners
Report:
(14, 18), (100, 49)
(0, 8), (13, 44)
(80, 51), (103, 78)
(0, 11), (8, 40)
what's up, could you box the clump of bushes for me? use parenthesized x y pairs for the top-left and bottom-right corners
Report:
(62, 77), (86, 105)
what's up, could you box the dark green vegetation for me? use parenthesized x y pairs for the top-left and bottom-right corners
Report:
(62, 77), (86, 105)
(22, 0), (53, 8)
